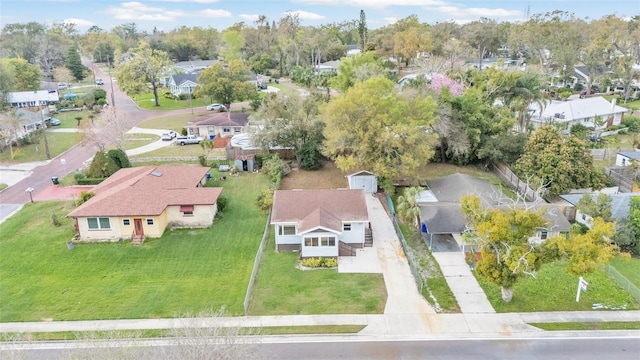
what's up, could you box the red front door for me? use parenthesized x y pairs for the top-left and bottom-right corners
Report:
(134, 218), (144, 236)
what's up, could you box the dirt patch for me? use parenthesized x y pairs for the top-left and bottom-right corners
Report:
(280, 161), (350, 190)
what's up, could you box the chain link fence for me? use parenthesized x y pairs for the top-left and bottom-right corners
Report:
(605, 265), (640, 302)
(243, 208), (272, 315)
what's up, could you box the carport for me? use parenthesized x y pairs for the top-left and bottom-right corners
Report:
(418, 203), (467, 252)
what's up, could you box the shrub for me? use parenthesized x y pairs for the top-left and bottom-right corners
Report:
(261, 154), (290, 185)
(76, 178), (106, 185)
(198, 154), (208, 167)
(96, 98), (107, 106)
(76, 191), (95, 206)
(216, 194), (228, 213)
(107, 148), (131, 168)
(256, 189), (274, 211)
(300, 257), (338, 268)
(51, 212), (61, 227)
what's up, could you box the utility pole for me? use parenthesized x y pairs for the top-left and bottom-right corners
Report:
(108, 56), (116, 113)
(40, 108), (51, 160)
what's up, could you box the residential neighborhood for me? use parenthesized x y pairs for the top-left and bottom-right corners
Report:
(1, 1), (640, 357)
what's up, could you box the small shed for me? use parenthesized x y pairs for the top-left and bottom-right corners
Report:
(346, 171), (377, 194)
(235, 154), (254, 172)
(616, 151), (640, 167)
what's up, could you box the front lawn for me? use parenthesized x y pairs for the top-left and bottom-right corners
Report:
(132, 91), (212, 111)
(609, 256), (640, 288)
(476, 261), (638, 312)
(0, 170), (271, 322)
(248, 232), (387, 315)
(136, 114), (199, 132)
(0, 132), (80, 163)
(121, 133), (160, 150)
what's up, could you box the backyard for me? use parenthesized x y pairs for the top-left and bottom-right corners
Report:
(0, 169), (271, 322)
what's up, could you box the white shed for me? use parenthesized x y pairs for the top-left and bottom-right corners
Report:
(616, 151), (640, 166)
(347, 171), (377, 194)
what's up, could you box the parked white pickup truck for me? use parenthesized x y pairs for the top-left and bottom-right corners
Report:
(176, 135), (203, 145)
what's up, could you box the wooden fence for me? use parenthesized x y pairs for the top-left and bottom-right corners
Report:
(491, 163), (545, 203)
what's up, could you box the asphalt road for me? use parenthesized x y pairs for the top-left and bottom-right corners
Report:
(3, 336), (639, 360)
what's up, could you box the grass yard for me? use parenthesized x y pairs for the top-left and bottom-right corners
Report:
(529, 321), (640, 331)
(609, 256), (640, 288)
(133, 91), (212, 111)
(0, 132), (80, 163)
(51, 110), (94, 129)
(0, 170), (271, 322)
(128, 142), (219, 159)
(476, 261), (639, 313)
(398, 222), (460, 313)
(248, 232), (387, 315)
(281, 160), (350, 190)
(136, 114), (200, 132)
(121, 133), (160, 151)
(269, 83), (302, 97)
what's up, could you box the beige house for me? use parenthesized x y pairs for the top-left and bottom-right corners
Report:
(67, 165), (222, 243)
(186, 112), (250, 140)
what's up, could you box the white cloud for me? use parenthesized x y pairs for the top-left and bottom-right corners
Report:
(200, 9), (232, 18)
(384, 17), (398, 25)
(434, 6), (521, 18)
(283, 10), (325, 20)
(63, 18), (94, 27)
(239, 14), (260, 21)
(293, 0), (448, 10)
(157, 0), (220, 2)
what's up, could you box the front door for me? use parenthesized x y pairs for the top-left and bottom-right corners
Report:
(134, 218), (144, 236)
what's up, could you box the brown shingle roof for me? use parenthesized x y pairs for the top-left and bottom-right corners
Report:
(68, 165), (222, 217)
(271, 189), (368, 229)
(189, 112), (249, 127)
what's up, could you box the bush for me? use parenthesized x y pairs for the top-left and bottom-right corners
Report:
(76, 178), (106, 185)
(216, 194), (228, 213)
(261, 154), (290, 186)
(163, 92), (175, 99)
(300, 257), (338, 268)
(198, 154), (208, 167)
(107, 148), (131, 168)
(76, 191), (95, 206)
(256, 189), (273, 211)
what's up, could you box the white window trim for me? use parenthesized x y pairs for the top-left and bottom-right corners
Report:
(88, 217), (111, 230)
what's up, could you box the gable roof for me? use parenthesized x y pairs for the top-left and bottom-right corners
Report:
(534, 97), (628, 122)
(173, 59), (218, 71)
(426, 173), (501, 206)
(14, 108), (50, 125)
(68, 165), (222, 218)
(189, 112), (250, 127)
(560, 193), (640, 220)
(617, 152), (640, 161)
(271, 189), (368, 227)
(8, 90), (59, 104)
(347, 170), (375, 178)
(171, 73), (199, 86)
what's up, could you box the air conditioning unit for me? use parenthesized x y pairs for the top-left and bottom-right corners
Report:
(554, 113), (565, 119)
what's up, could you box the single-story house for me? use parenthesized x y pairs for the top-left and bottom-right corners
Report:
(226, 132), (295, 163)
(0, 108), (51, 145)
(560, 192), (640, 227)
(529, 97), (628, 130)
(346, 45), (361, 56)
(168, 74), (198, 97)
(346, 171), (377, 194)
(616, 151), (640, 167)
(187, 112), (250, 141)
(67, 165), (223, 243)
(271, 189), (371, 258)
(173, 59), (218, 74)
(315, 60), (340, 74)
(418, 173), (571, 250)
(7, 90), (59, 108)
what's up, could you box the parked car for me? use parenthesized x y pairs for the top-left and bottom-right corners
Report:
(580, 88), (595, 97)
(161, 131), (177, 141)
(57, 82), (68, 90)
(176, 135), (203, 145)
(49, 118), (61, 126)
(206, 103), (223, 111)
(257, 82), (268, 90)
(95, 78), (104, 85)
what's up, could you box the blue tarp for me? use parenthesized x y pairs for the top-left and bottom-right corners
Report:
(64, 93), (77, 99)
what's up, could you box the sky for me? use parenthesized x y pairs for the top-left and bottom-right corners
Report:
(1, 0), (639, 33)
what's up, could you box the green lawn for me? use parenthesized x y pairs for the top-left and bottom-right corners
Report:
(269, 83), (301, 97)
(0, 132), (80, 163)
(132, 90), (212, 111)
(529, 321), (640, 331)
(121, 133), (160, 150)
(136, 114), (200, 132)
(0, 170), (271, 322)
(52, 110), (94, 128)
(129, 142), (220, 159)
(476, 261), (638, 312)
(609, 257), (640, 288)
(248, 232), (387, 315)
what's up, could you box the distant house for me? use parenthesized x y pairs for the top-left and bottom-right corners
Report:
(418, 173), (571, 249)
(186, 112), (250, 143)
(271, 189), (371, 258)
(227, 132), (295, 164)
(346, 45), (361, 56)
(173, 59), (218, 74)
(529, 96), (628, 130)
(560, 192), (640, 227)
(616, 151), (640, 167)
(7, 90), (59, 108)
(168, 74), (198, 97)
(315, 60), (340, 74)
(67, 165), (223, 243)
(0, 109), (51, 148)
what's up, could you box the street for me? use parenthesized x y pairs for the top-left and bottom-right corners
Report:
(3, 336), (639, 360)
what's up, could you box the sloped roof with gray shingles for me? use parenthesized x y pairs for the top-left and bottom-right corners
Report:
(426, 173), (502, 205)
(617, 152), (640, 161)
(8, 90), (59, 104)
(535, 97), (628, 122)
(560, 193), (640, 220)
(171, 73), (199, 86)
(189, 112), (250, 127)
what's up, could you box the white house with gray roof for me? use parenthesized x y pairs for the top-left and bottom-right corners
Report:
(529, 96), (628, 130)
(560, 192), (640, 228)
(616, 151), (640, 167)
(7, 90), (59, 108)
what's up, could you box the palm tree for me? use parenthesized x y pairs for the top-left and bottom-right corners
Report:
(396, 187), (424, 228)
(503, 72), (545, 133)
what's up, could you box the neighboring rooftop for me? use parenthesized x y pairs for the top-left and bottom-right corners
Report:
(189, 112), (250, 127)
(560, 192), (640, 220)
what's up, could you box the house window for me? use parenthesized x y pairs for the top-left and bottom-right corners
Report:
(581, 214), (587, 221)
(208, 126), (214, 133)
(305, 237), (319, 247)
(146, 218), (154, 226)
(343, 223), (351, 231)
(234, 127), (241, 133)
(180, 205), (194, 216)
(123, 219), (130, 226)
(223, 127), (230, 133)
(87, 217), (111, 230)
(279, 225), (296, 236)
(321, 237), (336, 246)
(539, 230), (548, 240)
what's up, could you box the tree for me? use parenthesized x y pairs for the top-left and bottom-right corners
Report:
(396, 187), (423, 228)
(251, 92), (324, 169)
(461, 18), (504, 71)
(328, 51), (384, 92)
(321, 76), (438, 192)
(65, 45), (86, 81)
(86, 151), (119, 178)
(461, 194), (548, 302)
(0, 60), (15, 109)
(546, 218), (621, 275)
(501, 72), (545, 133)
(0, 58), (41, 91)
(221, 29), (245, 61)
(358, 10), (368, 51)
(115, 40), (172, 107)
(515, 126), (604, 197)
(576, 193), (612, 223)
(81, 106), (129, 151)
(195, 60), (256, 109)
